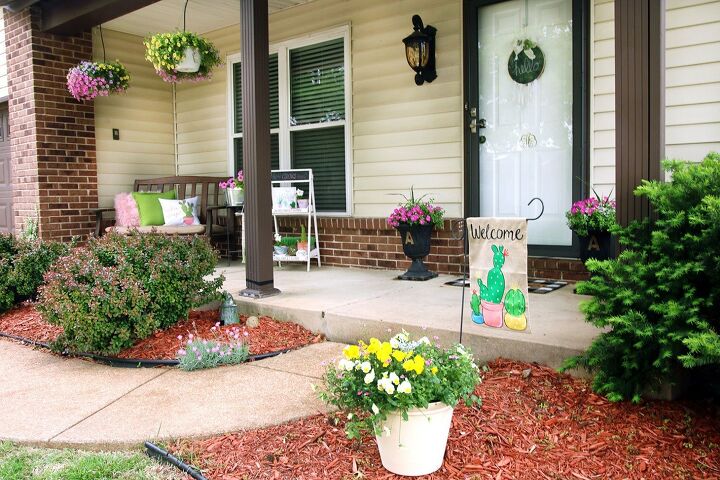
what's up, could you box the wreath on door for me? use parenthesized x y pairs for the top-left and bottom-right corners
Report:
(508, 39), (545, 84)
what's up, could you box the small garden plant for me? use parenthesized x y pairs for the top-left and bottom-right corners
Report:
(176, 323), (249, 371)
(387, 188), (444, 229)
(144, 31), (221, 83)
(565, 192), (616, 237)
(66, 61), (130, 101)
(318, 332), (481, 439)
(564, 152), (720, 401)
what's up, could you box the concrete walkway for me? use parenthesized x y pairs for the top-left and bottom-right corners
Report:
(220, 263), (600, 369)
(0, 338), (344, 449)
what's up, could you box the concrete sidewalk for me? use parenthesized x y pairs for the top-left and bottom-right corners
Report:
(220, 264), (600, 369)
(0, 339), (344, 450)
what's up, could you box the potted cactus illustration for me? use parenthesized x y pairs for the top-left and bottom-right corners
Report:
(470, 289), (483, 324)
(477, 244), (506, 328)
(179, 201), (195, 225)
(503, 287), (527, 331)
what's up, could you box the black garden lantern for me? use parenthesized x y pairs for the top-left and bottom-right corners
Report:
(402, 14), (437, 85)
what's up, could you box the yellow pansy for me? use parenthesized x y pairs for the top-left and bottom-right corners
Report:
(366, 338), (381, 354)
(343, 344), (360, 360)
(375, 342), (393, 364)
(391, 350), (406, 362)
(431, 366), (438, 375)
(402, 354), (425, 375)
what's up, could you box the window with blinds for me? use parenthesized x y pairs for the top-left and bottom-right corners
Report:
(230, 30), (349, 213)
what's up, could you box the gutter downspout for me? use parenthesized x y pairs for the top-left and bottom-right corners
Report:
(172, 83), (179, 175)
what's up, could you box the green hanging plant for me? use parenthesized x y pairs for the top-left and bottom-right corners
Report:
(144, 31), (221, 83)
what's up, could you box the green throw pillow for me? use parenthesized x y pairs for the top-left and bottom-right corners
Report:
(132, 190), (177, 226)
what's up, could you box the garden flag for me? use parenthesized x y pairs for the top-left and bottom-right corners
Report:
(466, 218), (529, 332)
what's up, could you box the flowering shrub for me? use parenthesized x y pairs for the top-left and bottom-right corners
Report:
(565, 194), (616, 237)
(66, 61), (130, 101)
(176, 324), (249, 371)
(38, 233), (224, 355)
(0, 234), (70, 313)
(318, 332), (481, 440)
(219, 170), (244, 190)
(144, 31), (221, 83)
(387, 189), (444, 229)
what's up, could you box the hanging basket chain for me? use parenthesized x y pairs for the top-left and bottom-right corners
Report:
(99, 24), (106, 63)
(183, 0), (189, 32)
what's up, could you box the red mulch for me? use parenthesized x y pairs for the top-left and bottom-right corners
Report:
(169, 359), (720, 480)
(0, 304), (323, 359)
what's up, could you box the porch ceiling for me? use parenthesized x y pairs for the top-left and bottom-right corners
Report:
(103, 0), (314, 37)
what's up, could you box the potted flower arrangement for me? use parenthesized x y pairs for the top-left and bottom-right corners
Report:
(566, 192), (616, 261)
(144, 31), (221, 83)
(318, 332), (481, 476)
(273, 233), (288, 256)
(66, 60), (130, 101)
(387, 188), (444, 280)
(220, 170), (244, 206)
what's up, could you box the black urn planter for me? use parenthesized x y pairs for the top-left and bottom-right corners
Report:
(578, 229), (612, 262)
(395, 223), (438, 281)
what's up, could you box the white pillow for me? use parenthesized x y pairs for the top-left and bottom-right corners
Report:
(159, 196), (200, 226)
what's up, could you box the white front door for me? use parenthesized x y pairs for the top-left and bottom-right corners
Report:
(477, 0), (573, 246)
(0, 104), (12, 234)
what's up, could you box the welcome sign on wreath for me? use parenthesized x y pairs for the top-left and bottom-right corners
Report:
(467, 218), (529, 332)
(508, 39), (544, 85)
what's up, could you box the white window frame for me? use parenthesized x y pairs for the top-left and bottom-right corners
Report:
(226, 25), (352, 216)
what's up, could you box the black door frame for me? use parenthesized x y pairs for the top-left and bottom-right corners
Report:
(462, 0), (591, 258)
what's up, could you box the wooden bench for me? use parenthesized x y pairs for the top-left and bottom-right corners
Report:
(93, 176), (228, 237)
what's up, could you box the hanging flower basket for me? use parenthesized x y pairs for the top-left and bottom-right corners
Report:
(144, 31), (221, 83)
(66, 61), (130, 101)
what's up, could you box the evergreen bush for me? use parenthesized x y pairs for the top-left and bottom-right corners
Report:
(563, 153), (720, 401)
(38, 233), (224, 355)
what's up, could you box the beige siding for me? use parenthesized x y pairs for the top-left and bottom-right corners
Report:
(175, 0), (464, 217)
(591, 0), (720, 196)
(94, 29), (175, 208)
(0, 10), (8, 100)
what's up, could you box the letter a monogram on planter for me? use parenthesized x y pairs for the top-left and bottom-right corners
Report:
(467, 218), (529, 332)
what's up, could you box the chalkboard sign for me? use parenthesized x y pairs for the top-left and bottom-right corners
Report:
(271, 169), (310, 182)
(508, 42), (544, 85)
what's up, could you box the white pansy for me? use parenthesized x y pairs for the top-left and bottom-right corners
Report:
(397, 380), (412, 394)
(376, 377), (395, 395)
(389, 372), (400, 386)
(359, 361), (372, 373)
(390, 331), (409, 349)
(364, 370), (376, 384)
(338, 359), (355, 371)
(371, 403), (380, 415)
(419, 336), (431, 345)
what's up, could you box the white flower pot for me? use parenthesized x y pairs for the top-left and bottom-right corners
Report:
(375, 402), (454, 476)
(225, 187), (244, 206)
(176, 46), (201, 73)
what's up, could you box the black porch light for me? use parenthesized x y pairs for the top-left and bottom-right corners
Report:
(402, 14), (437, 85)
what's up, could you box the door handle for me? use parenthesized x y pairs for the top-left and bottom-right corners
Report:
(469, 117), (487, 134)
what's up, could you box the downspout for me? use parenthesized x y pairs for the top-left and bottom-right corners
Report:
(173, 83), (179, 175)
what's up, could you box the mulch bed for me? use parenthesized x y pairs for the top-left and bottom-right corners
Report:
(0, 304), (323, 359)
(169, 359), (720, 480)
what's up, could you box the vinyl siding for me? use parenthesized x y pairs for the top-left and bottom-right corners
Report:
(591, 0), (720, 196)
(174, 0), (464, 217)
(94, 29), (175, 208)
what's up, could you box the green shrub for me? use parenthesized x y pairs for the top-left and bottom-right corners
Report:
(0, 234), (69, 313)
(563, 153), (720, 402)
(38, 233), (224, 355)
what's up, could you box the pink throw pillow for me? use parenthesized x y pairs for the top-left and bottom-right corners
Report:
(114, 192), (140, 227)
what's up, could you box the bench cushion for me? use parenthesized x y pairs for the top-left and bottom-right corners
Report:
(107, 225), (206, 235)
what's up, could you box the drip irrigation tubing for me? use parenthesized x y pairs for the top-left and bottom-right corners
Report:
(0, 331), (296, 368)
(145, 441), (207, 480)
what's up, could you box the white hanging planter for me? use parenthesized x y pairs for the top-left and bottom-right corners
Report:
(176, 46), (201, 73)
(375, 402), (454, 476)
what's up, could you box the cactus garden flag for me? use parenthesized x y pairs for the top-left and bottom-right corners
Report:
(467, 218), (529, 332)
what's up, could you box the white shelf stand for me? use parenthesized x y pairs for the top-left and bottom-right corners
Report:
(271, 169), (321, 271)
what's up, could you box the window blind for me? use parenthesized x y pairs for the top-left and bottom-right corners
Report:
(291, 127), (346, 212)
(233, 53), (279, 134)
(234, 134), (280, 173)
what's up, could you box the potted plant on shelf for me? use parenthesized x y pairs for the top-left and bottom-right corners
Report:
(219, 170), (245, 206)
(296, 225), (309, 256)
(387, 188), (444, 280)
(66, 60), (130, 101)
(144, 31), (221, 83)
(318, 331), (481, 477)
(273, 233), (288, 256)
(566, 192), (616, 262)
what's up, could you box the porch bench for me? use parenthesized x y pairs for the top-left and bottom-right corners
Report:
(93, 176), (228, 237)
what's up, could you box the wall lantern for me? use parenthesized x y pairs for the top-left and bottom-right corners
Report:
(402, 14), (437, 85)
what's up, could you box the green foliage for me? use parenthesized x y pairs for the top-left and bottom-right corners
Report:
(144, 31), (222, 83)
(318, 332), (481, 440)
(504, 288), (526, 316)
(300, 224), (307, 243)
(478, 245), (505, 304)
(0, 235), (69, 313)
(38, 233), (224, 355)
(564, 153), (720, 401)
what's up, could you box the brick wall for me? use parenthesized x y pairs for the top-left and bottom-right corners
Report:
(276, 217), (589, 281)
(5, 8), (97, 242)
